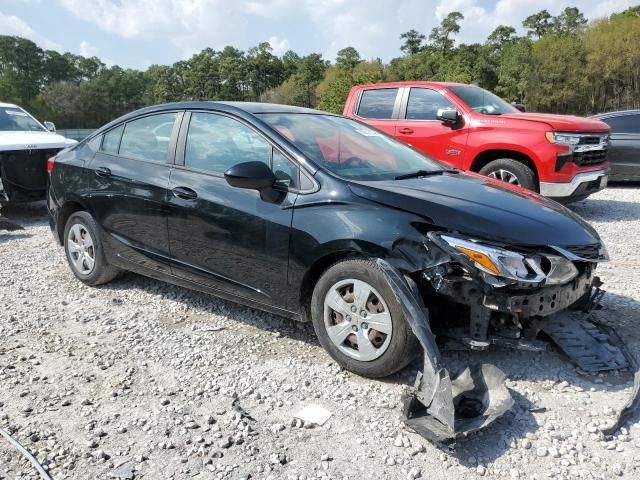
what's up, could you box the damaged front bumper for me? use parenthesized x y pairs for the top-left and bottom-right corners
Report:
(376, 249), (639, 446)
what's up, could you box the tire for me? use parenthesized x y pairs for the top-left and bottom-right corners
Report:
(311, 258), (418, 378)
(63, 211), (119, 286)
(479, 158), (537, 192)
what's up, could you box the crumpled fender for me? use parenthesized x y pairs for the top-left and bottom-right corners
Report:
(375, 258), (514, 444)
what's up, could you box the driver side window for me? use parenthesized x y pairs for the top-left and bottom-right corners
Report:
(406, 88), (455, 120)
(185, 113), (271, 174)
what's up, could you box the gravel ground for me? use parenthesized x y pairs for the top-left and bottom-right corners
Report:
(1, 186), (639, 480)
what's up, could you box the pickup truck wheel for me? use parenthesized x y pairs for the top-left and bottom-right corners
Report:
(479, 159), (537, 192)
(64, 211), (120, 286)
(311, 258), (418, 378)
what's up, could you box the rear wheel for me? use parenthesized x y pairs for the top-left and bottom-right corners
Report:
(311, 258), (418, 378)
(64, 211), (119, 286)
(479, 158), (537, 192)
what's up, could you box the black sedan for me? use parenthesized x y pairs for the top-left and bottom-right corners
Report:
(591, 110), (640, 181)
(48, 102), (610, 439)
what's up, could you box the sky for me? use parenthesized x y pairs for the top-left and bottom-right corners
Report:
(0, 0), (636, 70)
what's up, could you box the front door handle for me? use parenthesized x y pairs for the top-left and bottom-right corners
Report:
(172, 186), (198, 200)
(398, 127), (414, 135)
(95, 166), (111, 177)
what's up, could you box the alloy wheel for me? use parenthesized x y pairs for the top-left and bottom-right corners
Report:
(487, 169), (521, 185)
(323, 279), (392, 361)
(67, 223), (96, 275)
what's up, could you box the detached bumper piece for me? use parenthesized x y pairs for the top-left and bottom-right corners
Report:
(539, 315), (628, 372)
(376, 259), (514, 446)
(403, 363), (513, 445)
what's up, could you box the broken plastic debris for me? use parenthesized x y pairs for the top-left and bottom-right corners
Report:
(294, 404), (332, 426)
(403, 363), (514, 445)
(376, 258), (513, 445)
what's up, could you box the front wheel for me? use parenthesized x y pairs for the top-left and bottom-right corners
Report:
(63, 211), (120, 286)
(311, 258), (418, 378)
(479, 158), (537, 192)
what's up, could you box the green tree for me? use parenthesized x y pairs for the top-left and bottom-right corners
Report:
(247, 42), (284, 100)
(400, 29), (426, 55)
(0, 35), (44, 105)
(527, 34), (588, 113)
(585, 13), (640, 112)
(553, 7), (587, 35)
(335, 47), (361, 71)
(181, 48), (220, 100)
(282, 50), (301, 78)
(317, 56), (385, 113)
(428, 11), (464, 55)
(495, 38), (531, 103)
(487, 25), (518, 47)
(523, 10), (553, 38)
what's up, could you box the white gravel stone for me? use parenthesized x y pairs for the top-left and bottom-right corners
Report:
(0, 189), (639, 478)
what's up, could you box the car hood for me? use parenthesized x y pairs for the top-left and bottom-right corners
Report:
(350, 172), (600, 247)
(0, 131), (77, 150)
(499, 112), (610, 132)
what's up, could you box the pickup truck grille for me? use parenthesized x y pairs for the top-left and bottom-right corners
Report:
(572, 134), (609, 166)
(573, 149), (608, 166)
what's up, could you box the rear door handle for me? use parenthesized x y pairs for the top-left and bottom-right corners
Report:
(95, 166), (111, 177)
(172, 186), (198, 200)
(398, 128), (414, 134)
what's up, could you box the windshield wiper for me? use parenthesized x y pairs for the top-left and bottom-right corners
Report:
(395, 169), (458, 180)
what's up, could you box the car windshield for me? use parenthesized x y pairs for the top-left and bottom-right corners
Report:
(448, 85), (519, 115)
(0, 107), (45, 132)
(258, 113), (445, 180)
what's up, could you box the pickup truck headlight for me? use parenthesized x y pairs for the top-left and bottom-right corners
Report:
(436, 234), (578, 286)
(545, 131), (581, 145)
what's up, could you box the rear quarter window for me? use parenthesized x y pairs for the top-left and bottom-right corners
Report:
(101, 125), (124, 154)
(356, 88), (398, 119)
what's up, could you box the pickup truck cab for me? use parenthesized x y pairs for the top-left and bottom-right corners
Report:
(0, 102), (76, 203)
(343, 82), (610, 202)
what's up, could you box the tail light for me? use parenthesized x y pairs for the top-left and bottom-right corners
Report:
(47, 156), (56, 175)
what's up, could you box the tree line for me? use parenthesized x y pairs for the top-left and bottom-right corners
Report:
(0, 5), (638, 128)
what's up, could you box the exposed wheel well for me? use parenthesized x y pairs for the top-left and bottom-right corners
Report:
(470, 150), (539, 187)
(56, 201), (85, 244)
(299, 251), (367, 322)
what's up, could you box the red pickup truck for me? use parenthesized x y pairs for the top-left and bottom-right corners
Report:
(343, 82), (610, 202)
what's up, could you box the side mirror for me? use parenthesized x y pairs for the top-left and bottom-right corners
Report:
(436, 108), (460, 124)
(43, 121), (56, 132)
(225, 160), (276, 192)
(512, 103), (526, 112)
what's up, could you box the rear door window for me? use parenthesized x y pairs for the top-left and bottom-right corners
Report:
(406, 88), (456, 120)
(357, 88), (399, 119)
(119, 112), (179, 162)
(604, 114), (640, 134)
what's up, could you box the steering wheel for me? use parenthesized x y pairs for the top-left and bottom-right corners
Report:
(341, 156), (370, 168)
(477, 107), (489, 114)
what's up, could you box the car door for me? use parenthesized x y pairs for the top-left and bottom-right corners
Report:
(601, 113), (640, 180)
(395, 87), (469, 167)
(351, 87), (401, 136)
(166, 111), (302, 310)
(86, 111), (182, 274)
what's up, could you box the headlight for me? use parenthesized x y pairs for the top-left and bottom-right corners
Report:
(544, 255), (580, 285)
(545, 131), (581, 145)
(436, 234), (578, 286)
